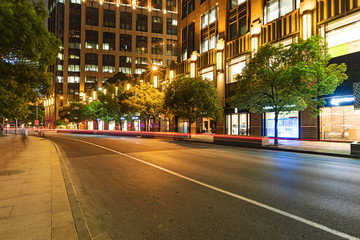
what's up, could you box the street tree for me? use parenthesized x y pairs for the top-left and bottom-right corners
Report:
(83, 100), (106, 130)
(164, 76), (223, 134)
(58, 102), (86, 129)
(126, 83), (164, 131)
(0, 0), (60, 123)
(228, 35), (347, 144)
(105, 72), (128, 85)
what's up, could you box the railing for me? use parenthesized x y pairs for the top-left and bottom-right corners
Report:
(261, 9), (300, 45)
(317, 0), (360, 24)
(197, 49), (217, 69)
(226, 33), (251, 60)
(175, 59), (191, 76)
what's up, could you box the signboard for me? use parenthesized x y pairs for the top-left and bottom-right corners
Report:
(35, 120), (39, 126)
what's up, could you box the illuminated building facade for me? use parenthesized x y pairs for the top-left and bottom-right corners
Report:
(176, 0), (360, 140)
(45, 0), (178, 127)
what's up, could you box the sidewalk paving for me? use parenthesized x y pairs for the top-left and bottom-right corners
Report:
(0, 134), (77, 240)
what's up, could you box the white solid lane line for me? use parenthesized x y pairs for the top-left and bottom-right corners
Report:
(56, 136), (359, 240)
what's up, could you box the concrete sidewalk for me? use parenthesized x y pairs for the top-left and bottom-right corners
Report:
(0, 135), (77, 240)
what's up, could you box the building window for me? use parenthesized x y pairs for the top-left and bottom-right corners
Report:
(188, 0), (195, 14)
(166, 0), (176, 12)
(136, 36), (148, 53)
(152, 59), (163, 66)
(182, 0), (187, 19)
(103, 32), (115, 50)
(103, 55), (115, 73)
(152, 16), (163, 34)
(103, 10), (116, 28)
(182, 27), (188, 60)
(229, 0), (246, 10)
(263, 0), (299, 24)
(200, 7), (218, 53)
(85, 53), (98, 72)
(120, 56), (132, 74)
(166, 39), (177, 56)
(136, 14), (148, 32)
(69, 4), (81, 33)
(69, 39), (81, 49)
(120, 12), (132, 30)
(188, 23), (195, 57)
(227, 56), (246, 83)
(68, 76), (80, 83)
(201, 12), (208, 29)
(152, 0), (162, 10)
(86, 7), (98, 26)
(85, 30), (98, 49)
(151, 37), (163, 55)
(85, 76), (97, 90)
(120, 34), (132, 52)
(229, 23), (237, 40)
(135, 57), (147, 65)
(135, 68), (146, 74)
(68, 65), (80, 72)
(238, 17), (247, 36)
(167, 18), (177, 35)
(70, 0), (81, 4)
(57, 65), (63, 71)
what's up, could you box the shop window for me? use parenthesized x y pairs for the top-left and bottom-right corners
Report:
(265, 111), (299, 138)
(226, 113), (250, 135)
(120, 12), (132, 30)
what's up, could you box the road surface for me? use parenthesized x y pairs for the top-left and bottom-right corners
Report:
(47, 134), (360, 240)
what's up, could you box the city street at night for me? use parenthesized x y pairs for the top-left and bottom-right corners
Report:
(45, 134), (360, 239)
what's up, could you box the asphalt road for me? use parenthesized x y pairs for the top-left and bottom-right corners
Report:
(47, 134), (360, 240)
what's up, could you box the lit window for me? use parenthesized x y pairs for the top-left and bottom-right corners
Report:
(68, 65), (80, 72)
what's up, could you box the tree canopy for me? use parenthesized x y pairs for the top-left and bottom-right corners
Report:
(0, 0), (61, 119)
(228, 35), (347, 142)
(58, 102), (87, 128)
(164, 76), (223, 134)
(126, 83), (164, 131)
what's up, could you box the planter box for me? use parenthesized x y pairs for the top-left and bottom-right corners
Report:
(351, 142), (360, 155)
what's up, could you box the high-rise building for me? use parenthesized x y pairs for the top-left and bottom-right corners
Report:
(46, 0), (178, 126)
(176, 0), (360, 140)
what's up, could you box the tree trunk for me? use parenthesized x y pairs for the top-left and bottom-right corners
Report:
(274, 113), (279, 145)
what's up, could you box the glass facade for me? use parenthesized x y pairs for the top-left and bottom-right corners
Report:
(320, 106), (360, 141)
(226, 113), (250, 135)
(265, 111), (299, 138)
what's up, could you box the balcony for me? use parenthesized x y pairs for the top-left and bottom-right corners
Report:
(226, 33), (251, 60)
(261, 9), (300, 44)
(197, 49), (217, 70)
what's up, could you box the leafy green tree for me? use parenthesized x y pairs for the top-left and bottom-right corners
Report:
(105, 72), (128, 85)
(83, 100), (105, 130)
(125, 83), (164, 131)
(228, 36), (347, 144)
(164, 76), (223, 134)
(58, 102), (86, 129)
(98, 85), (132, 129)
(0, 0), (60, 120)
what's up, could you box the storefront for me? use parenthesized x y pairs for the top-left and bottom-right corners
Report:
(226, 112), (250, 135)
(264, 111), (299, 138)
(320, 97), (360, 141)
